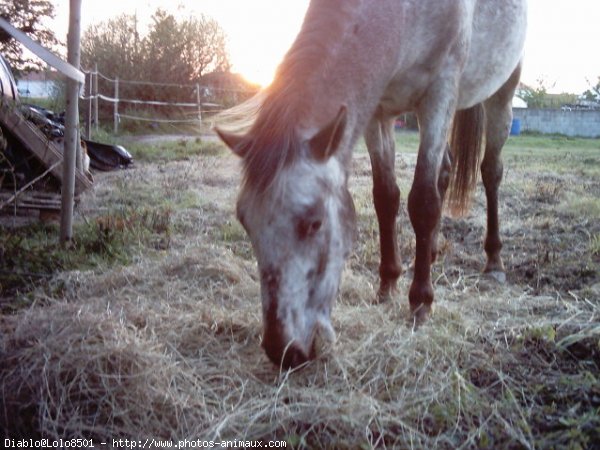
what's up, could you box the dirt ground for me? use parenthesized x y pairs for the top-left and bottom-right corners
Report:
(1, 133), (599, 446)
(351, 147), (600, 300)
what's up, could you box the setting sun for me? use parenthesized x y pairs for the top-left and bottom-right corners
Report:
(197, 0), (310, 87)
(55, 0), (310, 88)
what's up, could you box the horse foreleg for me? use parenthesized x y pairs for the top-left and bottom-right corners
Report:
(408, 89), (457, 323)
(408, 172), (441, 323)
(365, 114), (402, 303)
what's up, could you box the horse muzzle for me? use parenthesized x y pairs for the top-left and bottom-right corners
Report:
(262, 314), (336, 369)
(262, 326), (310, 369)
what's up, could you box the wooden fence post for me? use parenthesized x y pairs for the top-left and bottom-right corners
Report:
(60, 0), (82, 244)
(196, 83), (202, 123)
(85, 70), (91, 139)
(114, 76), (119, 134)
(93, 62), (98, 130)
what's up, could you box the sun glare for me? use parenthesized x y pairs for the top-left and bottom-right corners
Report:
(54, 0), (600, 93)
(235, 54), (280, 88)
(191, 0), (310, 87)
(55, 0), (310, 87)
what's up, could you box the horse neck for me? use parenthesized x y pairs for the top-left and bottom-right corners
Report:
(268, 0), (367, 133)
(276, 0), (363, 83)
(249, 0), (405, 184)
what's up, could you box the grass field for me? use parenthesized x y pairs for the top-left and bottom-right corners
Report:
(1, 132), (598, 448)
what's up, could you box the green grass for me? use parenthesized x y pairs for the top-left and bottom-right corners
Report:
(87, 127), (123, 146)
(560, 195), (600, 220)
(1, 134), (226, 307)
(590, 234), (600, 257)
(218, 220), (254, 260)
(355, 130), (420, 154)
(507, 132), (600, 150)
(19, 96), (65, 112)
(365, 131), (600, 158)
(126, 138), (225, 163)
(0, 207), (171, 311)
(384, 131), (600, 177)
(87, 127), (226, 163)
(504, 135), (600, 177)
(394, 130), (421, 153)
(1, 129), (598, 447)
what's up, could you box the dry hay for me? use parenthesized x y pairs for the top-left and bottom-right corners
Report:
(1, 148), (599, 448)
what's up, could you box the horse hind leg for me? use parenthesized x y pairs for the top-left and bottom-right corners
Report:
(365, 114), (402, 303)
(481, 62), (522, 283)
(431, 143), (452, 262)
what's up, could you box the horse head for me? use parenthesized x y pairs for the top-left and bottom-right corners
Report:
(216, 106), (356, 369)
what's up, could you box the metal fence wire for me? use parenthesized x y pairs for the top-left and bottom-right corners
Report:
(80, 67), (258, 134)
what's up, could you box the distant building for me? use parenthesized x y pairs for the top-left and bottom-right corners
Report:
(16, 70), (61, 98)
(512, 96), (528, 108)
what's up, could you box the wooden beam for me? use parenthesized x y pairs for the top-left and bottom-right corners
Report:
(0, 104), (92, 194)
(0, 191), (74, 211)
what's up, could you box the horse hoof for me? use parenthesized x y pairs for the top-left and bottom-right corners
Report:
(485, 271), (506, 284)
(376, 290), (392, 304)
(411, 303), (433, 327)
(375, 282), (398, 304)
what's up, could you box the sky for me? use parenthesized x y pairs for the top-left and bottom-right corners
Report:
(52, 0), (600, 94)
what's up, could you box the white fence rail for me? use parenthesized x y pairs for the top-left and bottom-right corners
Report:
(80, 67), (256, 134)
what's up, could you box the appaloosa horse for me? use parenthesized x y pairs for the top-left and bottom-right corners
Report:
(216, 0), (527, 368)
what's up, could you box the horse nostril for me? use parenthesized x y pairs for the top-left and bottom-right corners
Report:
(264, 338), (308, 369)
(281, 343), (309, 369)
(262, 292), (309, 369)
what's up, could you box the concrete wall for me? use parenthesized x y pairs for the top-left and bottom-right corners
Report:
(512, 108), (600, 138)
(16, 80), (58, 98)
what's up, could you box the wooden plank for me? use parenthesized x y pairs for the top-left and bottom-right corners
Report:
(0, 191), (77, 211)
(0, 102), (93, 194)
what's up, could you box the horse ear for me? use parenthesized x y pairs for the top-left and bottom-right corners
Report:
(215, 127), (247, 157)
(310, 105), (347, 161)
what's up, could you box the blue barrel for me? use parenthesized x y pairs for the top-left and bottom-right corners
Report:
(510, 118), (521, 136)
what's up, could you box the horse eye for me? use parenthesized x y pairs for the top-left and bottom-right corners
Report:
(297, 218), (322, 240)
(309, 219), (322, 233)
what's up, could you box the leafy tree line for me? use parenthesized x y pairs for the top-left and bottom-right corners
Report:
(1, 3), (238, 99)
(80, 8), (258, 121)
(0, 0), (58, 74)
(81, 9), (230, 93)
(582, 77), (600, 103)
(517, 78), (552, 109)
(518, 77), (600, 109)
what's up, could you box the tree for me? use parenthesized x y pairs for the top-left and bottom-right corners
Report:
(81, 8), (230, 90)
(140, 9), (230, 89)
(582, 76), (600, 102)
(141, 9), (190, 87)
(80, 8), (233, 125)
(517, 78), (554, 109)
(178, 13), (230, 80)
(80, 14), (144, 82)
(0, 0), (59, 73)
